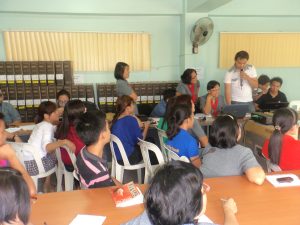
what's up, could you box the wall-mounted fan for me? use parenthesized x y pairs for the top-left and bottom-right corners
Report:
(190, 17), (214, 54)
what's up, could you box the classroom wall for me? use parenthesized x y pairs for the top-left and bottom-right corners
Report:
(0, 0), (182, 83)
(1, 0), (300, 100)
(197, 0), (300, 100)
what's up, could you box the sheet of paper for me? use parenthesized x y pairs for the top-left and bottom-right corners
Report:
(69, 214), (106, 225)
(266, 174), (300, 187)
(198, 214), (213, 223)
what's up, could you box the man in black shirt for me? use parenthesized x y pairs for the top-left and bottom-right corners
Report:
(255, 77), (287, 111)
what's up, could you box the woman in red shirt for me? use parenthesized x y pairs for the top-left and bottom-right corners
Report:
(262, 108), (300, 170)
(56, 100), (86, 172)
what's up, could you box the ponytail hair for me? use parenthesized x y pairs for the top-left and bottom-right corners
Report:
(112, 95), (134, 125)
(268, 108), (298, 165)
(166, 104), (192, 140)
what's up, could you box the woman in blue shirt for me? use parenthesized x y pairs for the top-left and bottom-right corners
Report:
(166, 104), (201, 167)
(111, 95), (150, 165)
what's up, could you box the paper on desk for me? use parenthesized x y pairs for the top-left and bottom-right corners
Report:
(266, 174), (300, 187)
(198, 214), (213, 223)
(69, 214), (106, 225)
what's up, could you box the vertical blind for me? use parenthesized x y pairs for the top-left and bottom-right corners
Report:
(4, 31), (151, 72)
(219, 32), (300, 68)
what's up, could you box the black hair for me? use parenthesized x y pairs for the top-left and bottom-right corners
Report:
(114, 62), (129, 80)
(206, 80), (220, 91)
(56, 100), (86, 139)
(0, 112), (4, 121)
(258, 74), (270, 85)
(111, 95), (134, 125)
(56, 89), (71, 100)
(167, 104), (192, 140)
(161, 95), (193, 130)
(162, 89), (176, 102)
(75, 110), (107, 146)
(268, 108), (297, 165)
(0, 168), (30, 225)
(270, 77), (283, 86)
(234, 50), (249, 61)
(145, 161), (203, 225)
(209, 115), (239, 148)
(181, 68), (197, 84)
(36, 101), (57, 123)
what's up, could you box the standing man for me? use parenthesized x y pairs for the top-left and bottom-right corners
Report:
(224, 51), (258, 112)
(0, 89), (21, 126)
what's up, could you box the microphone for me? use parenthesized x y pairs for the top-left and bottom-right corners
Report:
(240, 69), (243, 89)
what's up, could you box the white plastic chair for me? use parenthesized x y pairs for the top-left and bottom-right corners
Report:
(163, 144), (190, 163)
(156, 127), (169, 162)
(289, 100), (300, 111)
(110, 134), (145, 184)
(138, 138), (165, 183)
(8, 142), (57, 191)
(56, 146), (78, 192)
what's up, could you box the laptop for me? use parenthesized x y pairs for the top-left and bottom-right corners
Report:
(221, 104), (251, 118)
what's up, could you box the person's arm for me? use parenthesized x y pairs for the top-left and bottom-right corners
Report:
(225, 83), (231, 105)
(0, 144), (36, 196)
(142, 121), (150, 140)
(129, 91), (138, 102)
(199, 136), (208, 148)
(223, 198), (239, 225)
(190, 156), (201, 168)
(203, 95), (213, 115)
(254, 103), (260, 111)
(240, 71), (258, 89)
(245, 167), (265, 185)
(46, 139), (76, 153)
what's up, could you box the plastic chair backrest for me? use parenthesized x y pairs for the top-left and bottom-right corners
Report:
(8, 142), (45, 174)
(110, 134), (131, 166)
(163, 144), (190, 163)
(138, 138), (165, 173)
(156, 127), (169, 161)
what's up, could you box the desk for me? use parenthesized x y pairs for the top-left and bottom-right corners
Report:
(30, 171), (300, 225)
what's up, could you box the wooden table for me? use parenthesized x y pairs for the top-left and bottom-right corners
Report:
(30, 171), (300, 225)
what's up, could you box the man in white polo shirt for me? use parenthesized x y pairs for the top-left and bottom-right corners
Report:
(224, 50), (258, 112)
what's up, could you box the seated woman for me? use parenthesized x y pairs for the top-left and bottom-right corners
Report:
(0, 168), (31, 225)
(150, 89), (176, 118)
(111, 95), (150, 165)
(55, 100), (86, 172)
(166, 104), (201, 167)
(200, 115), (265, 185)
(158, 95), (208, 147)
(200, 80), (225, 117)
(123, 161), (238, 225)
(176, 68), (200, 105)
(262, 108), (300, 170)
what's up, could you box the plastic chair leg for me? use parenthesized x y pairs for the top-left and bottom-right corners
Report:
(64, 171), (74, 191)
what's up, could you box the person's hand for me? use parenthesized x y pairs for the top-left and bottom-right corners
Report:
(63, 139), (76, 153)
(240, 71), (248, 81)
(222, 198), (238, 214)
(143, 121), (150, 129)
